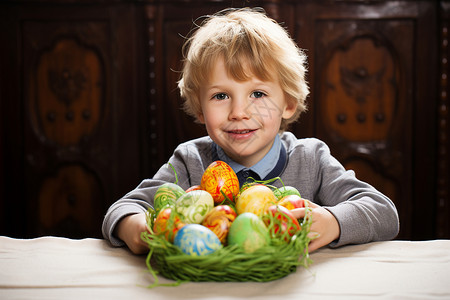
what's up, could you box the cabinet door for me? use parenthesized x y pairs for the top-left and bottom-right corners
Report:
(0, 4), (142, 238)
(294, 2), (437, 240)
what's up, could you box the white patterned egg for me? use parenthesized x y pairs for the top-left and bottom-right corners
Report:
(175, 190), (214, 224)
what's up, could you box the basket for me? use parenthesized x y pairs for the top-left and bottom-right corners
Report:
(141, 205), (313, 287)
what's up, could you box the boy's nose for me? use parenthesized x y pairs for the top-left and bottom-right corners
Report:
(229, 98), (251, 121)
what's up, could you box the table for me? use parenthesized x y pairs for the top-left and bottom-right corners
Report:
(1, 236), (449, 299)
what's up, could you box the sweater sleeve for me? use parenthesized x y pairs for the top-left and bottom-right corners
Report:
(310, 139), (400, 247)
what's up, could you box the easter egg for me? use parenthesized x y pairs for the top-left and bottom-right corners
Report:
(201, 205), (237, 244)
(277, 194), (305, 210)
(228, 212), (270, 253)
(174, 224), (222, 256)
(186, 185), (203, 193)
(153, 207), (185, 242)
(154, 183), (186, 215)
(264, 205), (301, 242)
(175, 190), (214, 224)
(235, 184), (278, 216)
(201, 161), (240, 204)
(273, 186), (301, 199)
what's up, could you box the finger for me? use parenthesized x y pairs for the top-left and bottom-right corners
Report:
(291, 208), (306, 219)
(291, 201), (317, 219)
(303, 199), (318, 208)
(308, 239), (321, 253)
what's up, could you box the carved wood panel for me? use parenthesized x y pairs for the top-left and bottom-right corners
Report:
(22, 20), (111, 237)
(1, 4), (142, 238)
(318, 20), (412, 238)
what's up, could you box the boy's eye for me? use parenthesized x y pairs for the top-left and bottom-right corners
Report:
(251, 91), (266, 98)
(213, 93), (228, 100)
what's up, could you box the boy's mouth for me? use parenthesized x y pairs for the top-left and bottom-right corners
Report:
(227, 129), (256, 134)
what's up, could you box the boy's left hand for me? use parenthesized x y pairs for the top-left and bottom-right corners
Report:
(291, 201), (340, 252)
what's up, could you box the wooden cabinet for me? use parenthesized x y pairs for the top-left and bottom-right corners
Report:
(0, 3), (144, 238)
(1, 0), (448, 240)
(292, 2), (438, 240)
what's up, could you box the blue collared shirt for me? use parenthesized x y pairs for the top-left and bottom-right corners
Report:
(212, 134), (286, 186)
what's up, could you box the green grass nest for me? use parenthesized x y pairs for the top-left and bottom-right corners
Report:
(141, 205), (313, 287)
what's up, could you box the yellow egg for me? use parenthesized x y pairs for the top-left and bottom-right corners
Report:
(235, 184), (278, 216)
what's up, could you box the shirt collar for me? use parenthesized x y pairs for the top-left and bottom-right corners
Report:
(214, 134), (282, 180)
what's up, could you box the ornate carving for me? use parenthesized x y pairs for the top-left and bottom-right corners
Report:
(30, 37), (103, 146)
(340, 65), (385, 104)
(48, 68), (87, 107)
(321, 36), (398, 142)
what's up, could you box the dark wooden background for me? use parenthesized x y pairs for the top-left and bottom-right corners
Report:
(1, 0), (448, 241)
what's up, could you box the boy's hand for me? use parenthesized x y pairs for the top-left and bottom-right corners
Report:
(115, 213), (150, 255)
(291, 201), (340, 252)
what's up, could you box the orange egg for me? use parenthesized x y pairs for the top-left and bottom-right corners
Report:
(201, 205), (237, 244)
(201, 161), (240, 204)
(153, 207), (185, 242)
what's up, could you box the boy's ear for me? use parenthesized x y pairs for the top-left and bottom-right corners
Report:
(197, 113), (205, 124)
(282, 97), (298, 119)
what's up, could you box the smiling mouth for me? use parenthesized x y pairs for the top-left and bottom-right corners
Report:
(227, 129), (256, 134)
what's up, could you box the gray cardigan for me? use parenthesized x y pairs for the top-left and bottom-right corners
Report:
(102, 132), (399, 248)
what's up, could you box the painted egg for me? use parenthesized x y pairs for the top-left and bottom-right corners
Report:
(201, 161), (240, 204)
(235, 184), (278, 216)
(185, 185), (203, 193)
(153, 207), (185, 242)
(201, 205), (237, 244)
(154, 183), (186, 215)
(175, 190), (214, 224)
(277, 194), (305, 210)
(273, 186), (301, 200)
(264, 205), (301, 242)
(228, 212), (270, 253)
(174, 224), (223, 256)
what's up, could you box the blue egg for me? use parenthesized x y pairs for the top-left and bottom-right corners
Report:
(174, 224), (222, 256)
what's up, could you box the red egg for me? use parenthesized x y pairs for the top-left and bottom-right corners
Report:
(201, 205), (237, 244)
(277, 194), (305, 210)
(201, 161), (240, 204)
(264, 205), (301, 242)
(186, 185), (203, 193)
(153, 207), (185, 242)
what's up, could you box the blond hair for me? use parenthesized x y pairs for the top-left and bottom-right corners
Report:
(178, 8), (309, 131)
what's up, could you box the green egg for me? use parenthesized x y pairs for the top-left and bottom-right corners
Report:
(273, 186), (301, 199)
(154, 183), (186, 215)
(228, 212), (270, 253)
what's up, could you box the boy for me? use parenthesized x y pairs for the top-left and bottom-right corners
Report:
(102, 8), (399, 254)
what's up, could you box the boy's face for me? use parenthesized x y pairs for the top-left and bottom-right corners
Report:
(198, 57), (296, 167)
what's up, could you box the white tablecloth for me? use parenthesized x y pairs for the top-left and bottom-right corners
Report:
(1, 236), (449, 299)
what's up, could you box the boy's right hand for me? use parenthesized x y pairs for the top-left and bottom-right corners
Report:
(115, 213), (150, 255)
